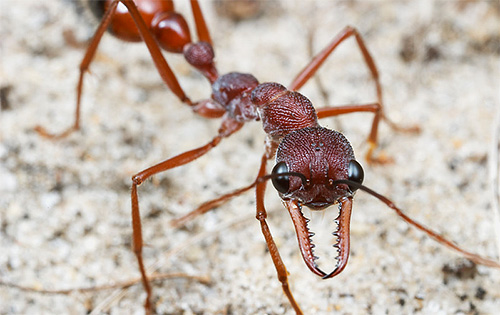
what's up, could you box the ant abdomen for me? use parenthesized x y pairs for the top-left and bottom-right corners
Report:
(88, 0), (190, 53)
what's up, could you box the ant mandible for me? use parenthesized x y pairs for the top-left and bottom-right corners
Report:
(35, 0), (500, 314)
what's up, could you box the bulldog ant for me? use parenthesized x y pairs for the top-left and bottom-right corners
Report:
(34, 0), (500, 314)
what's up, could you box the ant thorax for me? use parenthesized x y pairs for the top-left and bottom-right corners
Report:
(211, 72), (260, 122)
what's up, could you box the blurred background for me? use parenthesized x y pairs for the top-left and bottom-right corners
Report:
(1, 0), (499, 313)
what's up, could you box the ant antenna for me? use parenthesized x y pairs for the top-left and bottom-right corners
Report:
(332, 180), (500, 269)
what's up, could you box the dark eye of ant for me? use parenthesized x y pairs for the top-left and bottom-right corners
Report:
(348, 160), (364, 191)
(271, 162), (290, 193)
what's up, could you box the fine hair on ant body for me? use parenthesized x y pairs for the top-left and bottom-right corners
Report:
(34, 1), (500, 314)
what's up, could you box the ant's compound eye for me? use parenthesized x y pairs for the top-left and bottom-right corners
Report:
(348, 160), (364, 191)
(271, 162), (290, 193)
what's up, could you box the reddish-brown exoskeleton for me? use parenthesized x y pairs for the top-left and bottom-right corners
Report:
(36, 1), (500, 314)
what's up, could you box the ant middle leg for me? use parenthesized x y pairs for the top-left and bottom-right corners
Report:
(253, 154), (304, 315)
(167, 153), (305, 313)
(170, 179), (257, 228)
(315, 103), (392, 163)
(289, 26), (419, 161)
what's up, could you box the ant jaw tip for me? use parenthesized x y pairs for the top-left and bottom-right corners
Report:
(321, 271), (333, 279)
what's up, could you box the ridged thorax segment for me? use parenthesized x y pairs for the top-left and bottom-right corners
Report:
(251, 82), (319, 141)
(211, 72), (260, 122)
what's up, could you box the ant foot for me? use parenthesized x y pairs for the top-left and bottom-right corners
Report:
(365, 142), (394, 165)
(393, 123), (421, 134)
(34, 125), (77, 139)
(382, 115), (421, 135)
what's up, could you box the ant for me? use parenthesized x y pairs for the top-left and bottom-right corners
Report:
(34, 0), (500, 314)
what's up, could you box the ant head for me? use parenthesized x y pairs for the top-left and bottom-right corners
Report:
(271, 127), (364, 209)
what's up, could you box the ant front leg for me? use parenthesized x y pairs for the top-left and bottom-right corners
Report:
(289, 26), (419, 163)
(253, 155), (304, 314)
(130, 116), (242, 313)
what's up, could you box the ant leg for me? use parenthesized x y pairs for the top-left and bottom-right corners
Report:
(306, 28), (344, 132)
(36, 0), (192, 139)
(0, 273), (209, 295)
(316, 103), (394, 163)
(130, 116), (243, 313)
(171, 140), (281, 227)
(316, 103), (381, 119)
(171, 180), (257, 228)
(171, 138), (283, 228)
(35, 1), (123, 138)
(289, 26), (419, 158)
(184, 1), (218, 83)
(190, 0), (213, 45)
(254, 154), (304, 315)
(290, 26), (379, 97)
(116, 0), (191, 104)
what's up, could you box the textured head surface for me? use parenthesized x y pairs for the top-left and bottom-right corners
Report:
(276, 127), (355, 208)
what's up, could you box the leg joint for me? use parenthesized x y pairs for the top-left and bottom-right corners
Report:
(256, 211), (267, 222)
(132, 175), (143, 186)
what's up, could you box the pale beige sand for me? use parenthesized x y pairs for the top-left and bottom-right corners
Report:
(1, 1), (500, 314)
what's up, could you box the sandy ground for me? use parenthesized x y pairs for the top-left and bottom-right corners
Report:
(1, 0), (500, 314)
